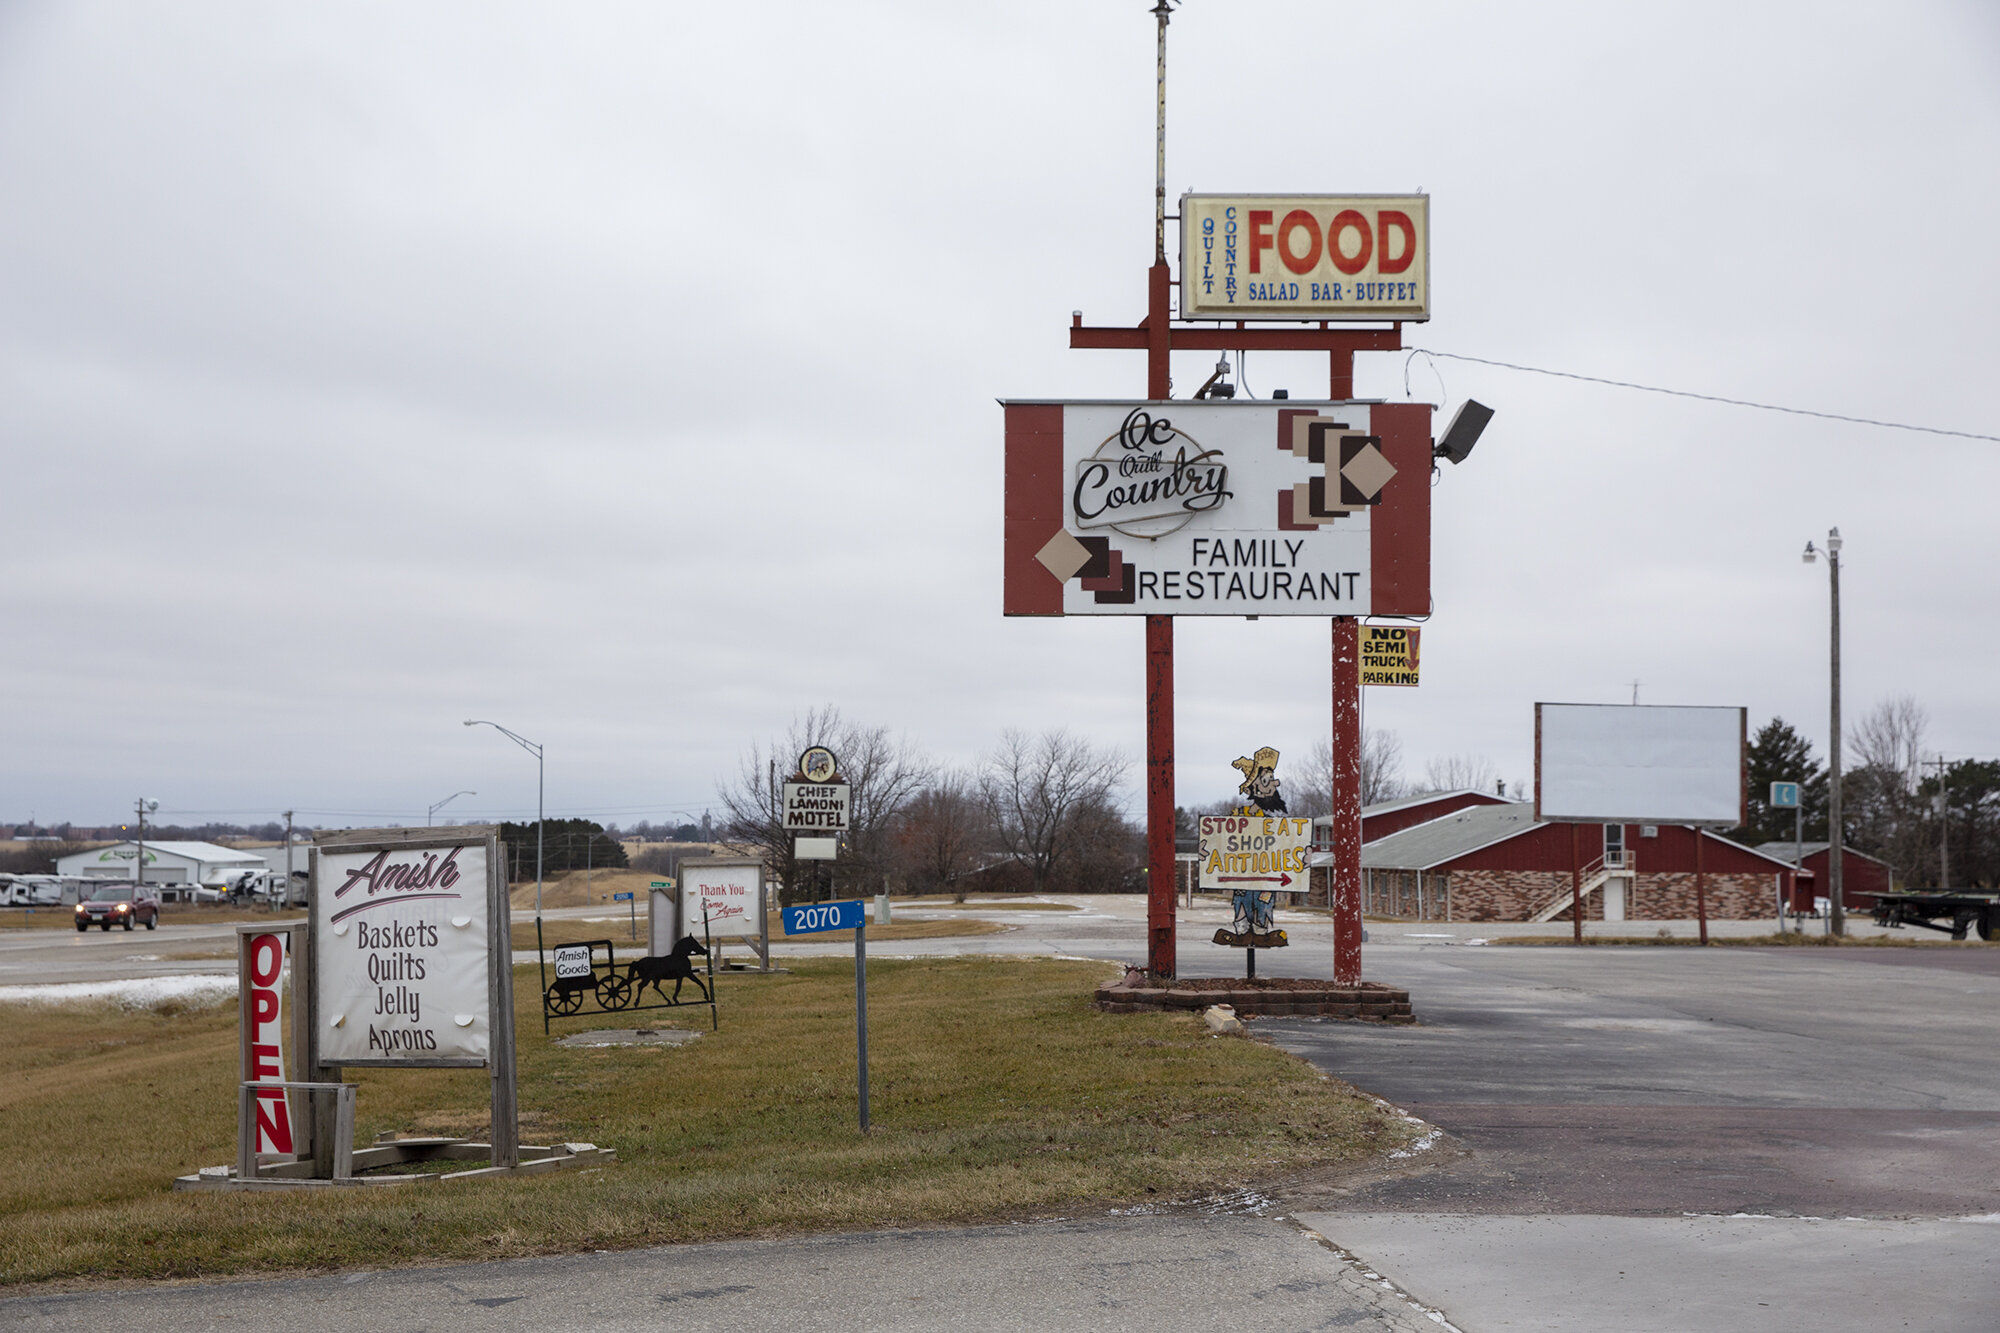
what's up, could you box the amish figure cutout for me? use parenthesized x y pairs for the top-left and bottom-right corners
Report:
(1216, 745), (1289, 950)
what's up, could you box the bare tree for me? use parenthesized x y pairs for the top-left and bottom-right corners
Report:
(980, 728), (1127, 893)
(894, 767), (986, 894)
(1845, 695), (1933, 886)
(1287, 731), (1407, 818)
(1852, 695), (1927, 793)
(1422, 752), (1499, 795)
(716, 705), (932, 905)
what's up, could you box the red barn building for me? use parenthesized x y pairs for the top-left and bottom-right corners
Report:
(1311, 800), (1800, 922)
(1752, 841), (1894, 912)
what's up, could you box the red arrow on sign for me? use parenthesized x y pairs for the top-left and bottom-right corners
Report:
(1218, 873), (1293, 887)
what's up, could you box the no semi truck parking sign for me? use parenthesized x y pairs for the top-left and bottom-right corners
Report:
(1003, 400), (1432, 616)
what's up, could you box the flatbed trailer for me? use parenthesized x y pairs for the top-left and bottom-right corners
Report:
(1870, 891), (1999, 941)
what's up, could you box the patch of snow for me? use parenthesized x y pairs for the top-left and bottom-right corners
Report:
(1390, 1128), (1444, 1159)
(0, 974), (234, 1009)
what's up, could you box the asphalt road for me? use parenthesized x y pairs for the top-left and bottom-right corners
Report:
(0, 917), (245, 988)
(1269, 943), (2000, 1331)
(2, 1214), (1448, 1333)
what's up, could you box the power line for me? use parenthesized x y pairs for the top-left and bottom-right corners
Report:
(1408, 348), (2000, 444)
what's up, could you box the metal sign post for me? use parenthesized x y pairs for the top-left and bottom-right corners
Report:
(615, 890), (635, 939)
(1772, 781), (1802, 933)
(782, 898), (871, 1132)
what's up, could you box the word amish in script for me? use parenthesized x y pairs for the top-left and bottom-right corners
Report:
(318, 842), (492, 1063)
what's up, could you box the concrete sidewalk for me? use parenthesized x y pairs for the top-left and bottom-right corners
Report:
(1303, 1212), (2000, 1333)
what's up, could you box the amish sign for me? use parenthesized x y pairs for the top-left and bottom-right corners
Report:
(553, 944), (593, 980)
(316, 840), (497, 1065)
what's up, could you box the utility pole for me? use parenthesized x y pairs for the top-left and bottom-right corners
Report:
(283, 809), (294, 907)
(1805, 529), (1844, 936)
(135, 798), (150, 891)
(1932, 755), (1950, 889)
(1827, 531), (1844, 935)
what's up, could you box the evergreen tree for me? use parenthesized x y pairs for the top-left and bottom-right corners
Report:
(1729, 717), (1828, 847)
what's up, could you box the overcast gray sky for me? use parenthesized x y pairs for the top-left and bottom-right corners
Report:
(4, 1), (1996, 830)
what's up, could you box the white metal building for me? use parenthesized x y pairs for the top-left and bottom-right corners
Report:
(57, 840), (267, 887)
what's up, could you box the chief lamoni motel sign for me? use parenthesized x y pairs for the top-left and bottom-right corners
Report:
(1003, 401), (1431, 617)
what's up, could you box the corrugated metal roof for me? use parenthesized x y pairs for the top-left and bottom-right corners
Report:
(67, 840), (266, 863)
(1756, 840), (1829, 860)
(1752, 840), (1888, 867)
(1311, 787), (1506, 825)
(1361, 802), (1540, 870)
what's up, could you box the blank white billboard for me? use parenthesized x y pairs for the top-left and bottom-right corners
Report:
(1535, 703), (1745, 825)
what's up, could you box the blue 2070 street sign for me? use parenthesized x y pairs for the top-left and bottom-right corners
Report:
(784, 899), (866, 935)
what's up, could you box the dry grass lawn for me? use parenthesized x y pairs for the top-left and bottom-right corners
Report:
(0, 957), (1411, 1289)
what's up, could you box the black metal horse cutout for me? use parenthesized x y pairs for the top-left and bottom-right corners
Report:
(628, 934), (710, 1004)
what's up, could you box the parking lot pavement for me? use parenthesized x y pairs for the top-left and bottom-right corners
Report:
(1268, 945), (2000, 1331)
(1, 1214), (1448, 1333)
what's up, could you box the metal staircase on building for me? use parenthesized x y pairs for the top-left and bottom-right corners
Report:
(1528, 851), (1637, 923)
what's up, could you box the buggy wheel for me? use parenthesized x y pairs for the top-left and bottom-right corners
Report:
(546, 984), (583, 1015)
(597, 973), (634, 1010)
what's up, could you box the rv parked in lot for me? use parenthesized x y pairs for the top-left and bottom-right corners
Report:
(0, 874), (84, 906)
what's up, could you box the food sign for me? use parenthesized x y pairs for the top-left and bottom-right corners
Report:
(1181, 194), (1429, 321)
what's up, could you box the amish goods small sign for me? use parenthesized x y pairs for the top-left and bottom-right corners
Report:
(316, 841), (492, 1064)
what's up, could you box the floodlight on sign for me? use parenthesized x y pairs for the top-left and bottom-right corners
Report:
(1433, 400), (1492, 465)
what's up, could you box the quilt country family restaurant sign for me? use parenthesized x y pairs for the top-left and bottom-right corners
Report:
(1003, 402), (1432, 616)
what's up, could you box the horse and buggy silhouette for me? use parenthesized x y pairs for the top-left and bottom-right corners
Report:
(540, 933), (717, 1030)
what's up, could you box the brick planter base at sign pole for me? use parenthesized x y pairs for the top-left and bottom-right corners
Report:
(1095, 975), (1413, 1022)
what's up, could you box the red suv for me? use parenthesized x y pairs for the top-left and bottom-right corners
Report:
(74, 883), (159, 931)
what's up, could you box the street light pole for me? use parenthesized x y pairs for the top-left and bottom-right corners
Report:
(428, 790), (477, 827)
(134, 798), (156, 890)
(463, 721), (544, 924)
(1804, 528), (1845, 937)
